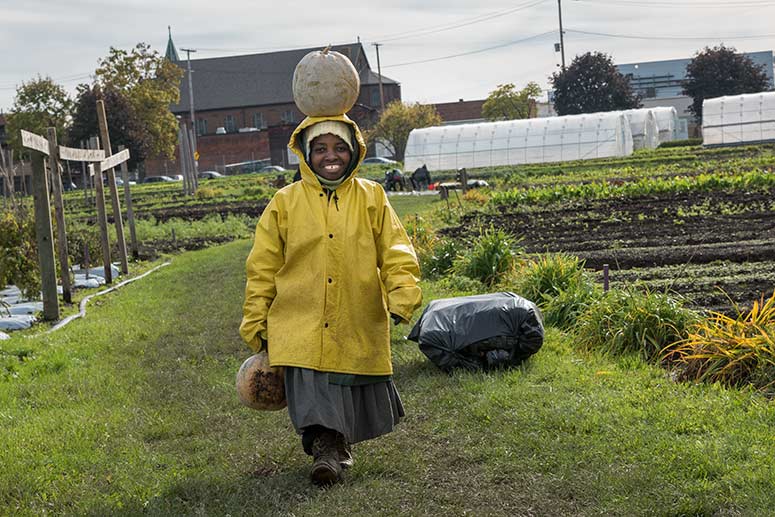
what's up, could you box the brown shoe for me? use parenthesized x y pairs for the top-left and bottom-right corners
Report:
(310, 432), (342, 486)
(335, 433), (354, 469)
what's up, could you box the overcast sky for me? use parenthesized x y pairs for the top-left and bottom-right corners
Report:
(2, 0), (775, 112)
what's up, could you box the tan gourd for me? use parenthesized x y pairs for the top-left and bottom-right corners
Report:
(292, 47), (360, 117)
(235, 351), (287, 411)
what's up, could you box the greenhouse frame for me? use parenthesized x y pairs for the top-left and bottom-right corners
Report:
(403, 112), (634, 172)
(702, 91), (775, 146)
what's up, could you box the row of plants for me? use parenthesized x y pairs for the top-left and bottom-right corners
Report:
(0, 206), (256, 298)
(490, 167), (775, 207)
(410, 217), (775, 394)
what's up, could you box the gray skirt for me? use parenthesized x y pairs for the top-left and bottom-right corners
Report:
(284, 367), (404, 445)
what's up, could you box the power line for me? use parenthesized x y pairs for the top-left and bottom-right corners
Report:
(567, 28), (775, 41)
(372, 0), (550, 43)
(383, 30), (556, 68)
(573, 0), (775, 7)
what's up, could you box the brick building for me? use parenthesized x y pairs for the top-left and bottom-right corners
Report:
(145, 33), (401, 176)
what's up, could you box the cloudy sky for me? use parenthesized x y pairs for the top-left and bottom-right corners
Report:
(2, 0), (775, 112)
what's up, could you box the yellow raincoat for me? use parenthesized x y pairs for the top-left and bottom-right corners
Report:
(239, 114), (422, 376)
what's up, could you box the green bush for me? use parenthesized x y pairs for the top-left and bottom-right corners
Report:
(0, 208), (40, 296)
(508, 253), (601, 329)
(514, 253), (588, 302)
(435, 274), (487, 295)
(419, 237), (460, 279)
(454, 227), (521, 286)
(574, 287), (699, 362)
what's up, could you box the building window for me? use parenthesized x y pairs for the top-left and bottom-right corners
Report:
(196, 118), (208, 135)
(281, 110), (295, 124)
(252, 112), (266, 129)
(224, 115), (236, 133)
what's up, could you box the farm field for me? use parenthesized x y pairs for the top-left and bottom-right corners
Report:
(444, 143), (775, 314)
(3, 143), (775, 515)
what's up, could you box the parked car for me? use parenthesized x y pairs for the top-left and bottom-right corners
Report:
(62, 181), (78, 191)
(362, 156), (398, 165)
(173, 174), (184, 181)
(112, 177), (137, 186)
(257, 165), (286, 173)
(142, 175), (176, 184)
(198, 170), (224, 180)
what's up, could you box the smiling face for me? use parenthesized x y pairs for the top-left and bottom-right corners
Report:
(309, 133), (352, 180)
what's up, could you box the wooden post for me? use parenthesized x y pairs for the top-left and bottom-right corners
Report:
(96, 100), (129, 275)
(47, 128), (72, 304)
(30, 151), (60, 321)
(188, 127), (199, 192)
(180, 126), (194, 195)
(92, 160), (112, 285)
(118, 145), (138, 259)
(603, 263), (610, 292)
(459, 168), (469, 195)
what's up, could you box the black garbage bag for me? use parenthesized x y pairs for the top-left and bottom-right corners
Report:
(407, 292), (544, 372)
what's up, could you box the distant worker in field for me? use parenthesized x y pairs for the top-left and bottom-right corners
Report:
(411, 164), (431, 191)
(240, 113), (422, 486)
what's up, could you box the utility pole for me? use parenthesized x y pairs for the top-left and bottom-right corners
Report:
(557, 0), (566, 70)
(181, 47), (199, 175)
(372, 43), (385, 111)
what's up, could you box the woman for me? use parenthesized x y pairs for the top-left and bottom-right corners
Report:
(240, 114), (422, 485)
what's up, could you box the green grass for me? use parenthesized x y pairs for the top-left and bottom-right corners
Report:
(2, 241), (775, 515)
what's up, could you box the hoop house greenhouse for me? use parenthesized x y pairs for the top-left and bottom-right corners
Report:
(403, 112), (633, 172)
(623, 109), (659, 150)
(703, 92), (775, 146)
(650, 106), (680, 144)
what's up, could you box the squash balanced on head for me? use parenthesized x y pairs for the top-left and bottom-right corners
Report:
(292, 46), (360, 117)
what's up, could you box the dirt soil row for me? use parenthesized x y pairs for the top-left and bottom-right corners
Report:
(446, 188), (775, 313)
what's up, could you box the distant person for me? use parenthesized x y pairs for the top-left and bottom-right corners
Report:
(411, 164), (431, 191)
(240, 115), (422, 486)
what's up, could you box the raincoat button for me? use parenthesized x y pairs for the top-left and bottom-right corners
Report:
(329, 234), (333, 238)
(328, 278), (332, 283)
(324, 322), (329, 328)
(319, 193), (324, 197)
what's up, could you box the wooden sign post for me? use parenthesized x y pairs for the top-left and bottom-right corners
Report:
(118, 145), (138, 259)
(90, 159), (112, 285)
(47, 127), (72, 304)
(96, 100), (129, 275)
(21, 130), (59, 321)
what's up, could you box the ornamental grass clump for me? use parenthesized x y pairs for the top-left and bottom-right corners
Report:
(511, 253), (601, 329)
(662, 290), (775, 391)
(419, 237), (460, 279)
(453, 226), (521, 287)
(574, 287), (699, 362)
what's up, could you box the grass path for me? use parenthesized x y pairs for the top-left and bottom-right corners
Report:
(2, 240), (775, 516)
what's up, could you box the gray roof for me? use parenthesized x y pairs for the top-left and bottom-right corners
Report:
(171, 42), (399, 113)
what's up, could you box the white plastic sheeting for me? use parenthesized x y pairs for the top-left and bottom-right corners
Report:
(623, 109), (659, 150)
(649, 107), (681, 144)
(703, 92), (775, 146)
(403, 112), (634, 172)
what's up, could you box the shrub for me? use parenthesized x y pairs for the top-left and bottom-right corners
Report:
(574, 287), (699, 362)
(508, 253), (601, 329)
(543, 274), (603, 329)
(0, 208), (40, 297)
(663, 290), (775, 391)
(419, 237), (460, 279)
(436, 274), (487, 295)
(454, 227), (521, 286)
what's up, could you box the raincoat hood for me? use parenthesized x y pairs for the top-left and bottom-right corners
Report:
(289, 114), (367, 189)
